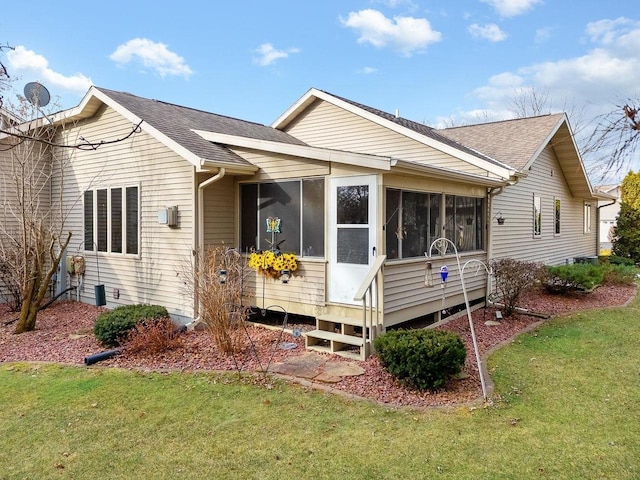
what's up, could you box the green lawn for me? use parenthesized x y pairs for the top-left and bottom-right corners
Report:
(1, 296), (639, 479)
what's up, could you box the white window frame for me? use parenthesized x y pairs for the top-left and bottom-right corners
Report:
(83, 184), (140, 256)
(533, 195), (542, 237)
(584, 202), (592, 234)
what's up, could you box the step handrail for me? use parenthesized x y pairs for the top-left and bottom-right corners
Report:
(353, 254), (386, 359)
(353, 255), (386, 302)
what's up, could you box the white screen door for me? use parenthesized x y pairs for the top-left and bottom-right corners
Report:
(328, 175), (377, 305)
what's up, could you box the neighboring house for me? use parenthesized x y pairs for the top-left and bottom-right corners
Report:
(595, 184), (621, 252)
(0, 86), (604, 359)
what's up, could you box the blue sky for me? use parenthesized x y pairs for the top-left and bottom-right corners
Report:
(1, 0), (639, 182)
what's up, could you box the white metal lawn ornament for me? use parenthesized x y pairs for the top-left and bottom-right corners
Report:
(426, 237), (489, 402)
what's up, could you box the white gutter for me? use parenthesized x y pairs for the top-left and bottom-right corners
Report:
(186, 167), (226, 330)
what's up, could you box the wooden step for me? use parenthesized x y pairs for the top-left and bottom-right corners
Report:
(304, 329), (368, 361)
(316, 314), (365, 327)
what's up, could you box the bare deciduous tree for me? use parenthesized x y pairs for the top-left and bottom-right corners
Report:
(0, 105), (73, 333)
(585, 99), (640, 179)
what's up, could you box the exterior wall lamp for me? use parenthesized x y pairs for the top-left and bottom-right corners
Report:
(280, 269), (291, 284)
(493, 212), (505, 225)
(218, 269), (227, 284)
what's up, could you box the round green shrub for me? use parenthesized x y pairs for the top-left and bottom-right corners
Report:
(374, 329), (466, 391)
(94, 304), (169, 347)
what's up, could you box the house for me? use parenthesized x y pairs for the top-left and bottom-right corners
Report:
(0, 86), (604, 359)
(439, 114), (600, 264)
(595, 184), (621, 252)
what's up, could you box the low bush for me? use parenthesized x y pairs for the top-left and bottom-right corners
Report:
(490, 258), (544, 316)
(602, 255), (636, 267)
(94, 304), (170, 347)
(374, 329), (466, 391)
(602, 263), (638, 285)
(123, 317), (184, 355)
(542, 263), (604, 294)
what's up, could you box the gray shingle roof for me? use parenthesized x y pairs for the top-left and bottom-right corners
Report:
(95, 87), (307, 167)
(439, 114), (565, 171)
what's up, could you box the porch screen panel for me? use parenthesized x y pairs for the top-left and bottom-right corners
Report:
(430, 194), (442, 248)
(475, 198), (485, 250)
(96, 189), (107, 252)
(445, 195), (483, 252)
(125, 186), (138, 255)
(302, 178), (324, 257)
(240, 184), (258, 251)
(111, 188), (122, 253)
(385, 189), (400, 260)
(83, 191), (93, 251)
(402, 191), (430, 258)
(337, 229), (368, 264)
(259, 182), (301, 254)
(455, 196), (475, 252)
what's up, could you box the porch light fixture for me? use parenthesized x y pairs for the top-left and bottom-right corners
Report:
(218, 269), (227, 284)
(493, 212), (505, 225)
(280, 269), (291, 284)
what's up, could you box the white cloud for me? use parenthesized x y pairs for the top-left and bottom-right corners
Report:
(253, 43), (301, 67)
(359, 66), (378, 74)
(534, 27), (552, 44)
(468, 23), (508, 42)
(480, 0), (542, 18)
(7, 46), (92, 96)
(109, 38), (193, 78)
(340, 9), (442, 56)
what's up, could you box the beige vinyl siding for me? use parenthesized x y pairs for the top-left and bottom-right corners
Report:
(51, 105), (196, 319)
(202, 174), (235, 246)
(284, 100), (490, 177)
(491, 145), (597, 264)
(231, 148), (329, 180)
(383, 253), (487, 325)
(244, 259), (326, 317)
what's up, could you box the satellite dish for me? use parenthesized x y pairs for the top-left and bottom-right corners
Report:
(23, 82), (51, 108)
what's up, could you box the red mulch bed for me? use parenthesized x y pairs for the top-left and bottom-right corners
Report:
(0, 284), (635, 408)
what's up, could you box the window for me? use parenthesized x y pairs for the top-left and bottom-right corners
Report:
(240, 179), (324, 256)
(386, 189), (483, 258)
(584, 202), (592, 233)
(445, 195), (485, 252)
(554, 198), (561, 235)
(533, 195), (542, 237)
(386, 190), (441, 259)
(84, 186), (139, 254)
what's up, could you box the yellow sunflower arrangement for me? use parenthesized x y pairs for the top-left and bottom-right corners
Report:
(248, 251), (298, 279)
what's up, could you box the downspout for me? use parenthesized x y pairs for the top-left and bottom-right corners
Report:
(486, 186), (504, 264)
(186, 167), (226, 331)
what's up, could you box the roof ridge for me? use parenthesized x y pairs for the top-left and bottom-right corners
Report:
(440, 112), (565, 131)
(94, 86), (270, 128)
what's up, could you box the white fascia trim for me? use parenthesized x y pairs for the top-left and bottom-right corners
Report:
(191, 129), (393, 171)
(393, 159), (508, 187)
(273, 88), (514, 180)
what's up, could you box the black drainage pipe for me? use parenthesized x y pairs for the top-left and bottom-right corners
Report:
(84, 348), (121, 366)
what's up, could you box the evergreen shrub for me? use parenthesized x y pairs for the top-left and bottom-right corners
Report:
(374, 329), (466, 391)
(94, 304), (169, 347)
(543, 264), (604, 294)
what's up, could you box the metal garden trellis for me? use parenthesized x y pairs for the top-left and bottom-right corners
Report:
(426, 237), (490, 401)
